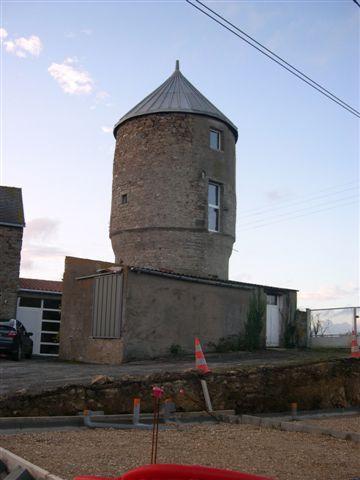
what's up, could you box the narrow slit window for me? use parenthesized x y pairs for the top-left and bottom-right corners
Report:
(210, 129), (221, 151)
(208, 182), (220, 232)
(121, 194), (128, 204)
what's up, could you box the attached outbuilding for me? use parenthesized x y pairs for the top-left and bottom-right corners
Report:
(59, 256), (298, 365)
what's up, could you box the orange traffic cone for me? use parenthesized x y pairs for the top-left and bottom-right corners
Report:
(195, 338), (210, 374)
(350, 330), (360, 358)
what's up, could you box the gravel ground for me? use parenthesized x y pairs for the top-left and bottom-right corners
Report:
(302, 414), (360, 433)
(0, 424), (359, 480)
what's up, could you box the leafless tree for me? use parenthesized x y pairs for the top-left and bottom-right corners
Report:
(310, 314), (330, 337)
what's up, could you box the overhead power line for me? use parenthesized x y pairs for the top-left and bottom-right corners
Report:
(186, 0), (360, 118)
(238, 194), (358, 227)
(241, 180), (360, 215)
(233, 199), (357, 234)
(238, 185), (359, 219)
(353, 0), (360, 8)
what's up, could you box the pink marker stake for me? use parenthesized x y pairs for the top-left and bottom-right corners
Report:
(151, 386), (164, 464)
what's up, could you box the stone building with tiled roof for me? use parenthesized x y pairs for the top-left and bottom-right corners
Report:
(0, 187), (63, 356)
(0, 186), (25, 319)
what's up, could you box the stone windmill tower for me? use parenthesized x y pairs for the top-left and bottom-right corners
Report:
(110, 61), (238, 279)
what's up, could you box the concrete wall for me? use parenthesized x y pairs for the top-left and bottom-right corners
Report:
(0, 226), (23, 319)
(110, 113), (236, 279)
(59, 256), (124, 365)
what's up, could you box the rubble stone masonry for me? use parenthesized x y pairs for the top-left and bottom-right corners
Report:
(110, 112), (236, 279)
(0, 226), (23, 319)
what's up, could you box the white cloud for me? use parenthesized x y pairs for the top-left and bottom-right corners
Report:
(299, 283), (358, 302)
(21, 217), (66, 275)
(48, 57), (94, 95)
(90, 90), (112, 110)
(21, 244), (67, 273)
(0, 28), (8, 40)
(25, 218), (59, 242)
(4, 40), (15, 53)
(96, 90), (110, 101)
(65, 29), (92, 39)
(16, 35), (42, 56)
(101, 126), (112, 133)
(3, 34), (42, 58)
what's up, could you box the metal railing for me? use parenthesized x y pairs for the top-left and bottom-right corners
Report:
(307, 306), (359, 349)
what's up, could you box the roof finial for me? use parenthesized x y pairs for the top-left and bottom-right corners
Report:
(175, 59), (180, 71)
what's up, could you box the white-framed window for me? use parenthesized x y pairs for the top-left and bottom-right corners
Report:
(210, 129), (221, 151)
(208, 182), (220, 232)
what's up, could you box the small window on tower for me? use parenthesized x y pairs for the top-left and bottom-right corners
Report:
(208, 182), (220, 232)
(121, 194), (128, 204)
(210, 129), (221, 151)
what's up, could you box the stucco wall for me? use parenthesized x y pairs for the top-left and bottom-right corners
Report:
(0, 226), (23, 319)
(122, 270), (257, 360)
(110, 113), (236, 279)
(59, 256), (124, 365)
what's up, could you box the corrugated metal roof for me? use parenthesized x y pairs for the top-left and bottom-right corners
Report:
(0, 186), (25, 227)
(114, 61), (238, 140)
(19, 278), (63, 293)
(129, 266), (298, 292)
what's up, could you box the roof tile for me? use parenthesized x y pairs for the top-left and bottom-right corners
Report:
(19, 278), (63, 293)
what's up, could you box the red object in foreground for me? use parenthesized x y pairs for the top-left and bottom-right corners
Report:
(74, 464), (273, 480)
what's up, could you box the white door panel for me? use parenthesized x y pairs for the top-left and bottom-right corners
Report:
(16, 307), (42, 354)
(266, 304), (280, 347)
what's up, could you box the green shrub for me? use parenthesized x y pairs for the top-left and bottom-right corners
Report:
(208, 335), (243, 353)
(244, 291), (266, 351)
(169, 343), (185, 357)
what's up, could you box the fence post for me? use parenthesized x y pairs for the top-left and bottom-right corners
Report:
(306, 309), (311, 347)
(354, 307), (358, 337)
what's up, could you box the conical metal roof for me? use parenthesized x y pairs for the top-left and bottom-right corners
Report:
(114, 61), (238, 141)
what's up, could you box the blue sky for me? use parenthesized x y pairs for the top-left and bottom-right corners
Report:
(1, 0), (359, 309)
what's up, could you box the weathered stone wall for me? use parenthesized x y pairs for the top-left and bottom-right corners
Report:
(122, 270), (295, 360)
(59, 261), (297, 364)
(0, 359), (358, 417)
(110, 113), (236, 279)
(0, 226), (23, 319)
(59, 256), (124, 364)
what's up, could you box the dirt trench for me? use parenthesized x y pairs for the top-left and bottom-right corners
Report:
(0, 358), (358, 417)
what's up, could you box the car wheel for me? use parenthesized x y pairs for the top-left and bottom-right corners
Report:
(12, 345), (22, 361)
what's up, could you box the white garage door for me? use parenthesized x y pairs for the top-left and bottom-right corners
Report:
(16, 296), (61, 356)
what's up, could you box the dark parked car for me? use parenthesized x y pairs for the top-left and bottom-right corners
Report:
(0, 319), (33, 361)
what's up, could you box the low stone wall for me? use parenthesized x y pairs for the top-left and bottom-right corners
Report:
(0, 359), (358, 417)
(310, 335), (355, 349)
